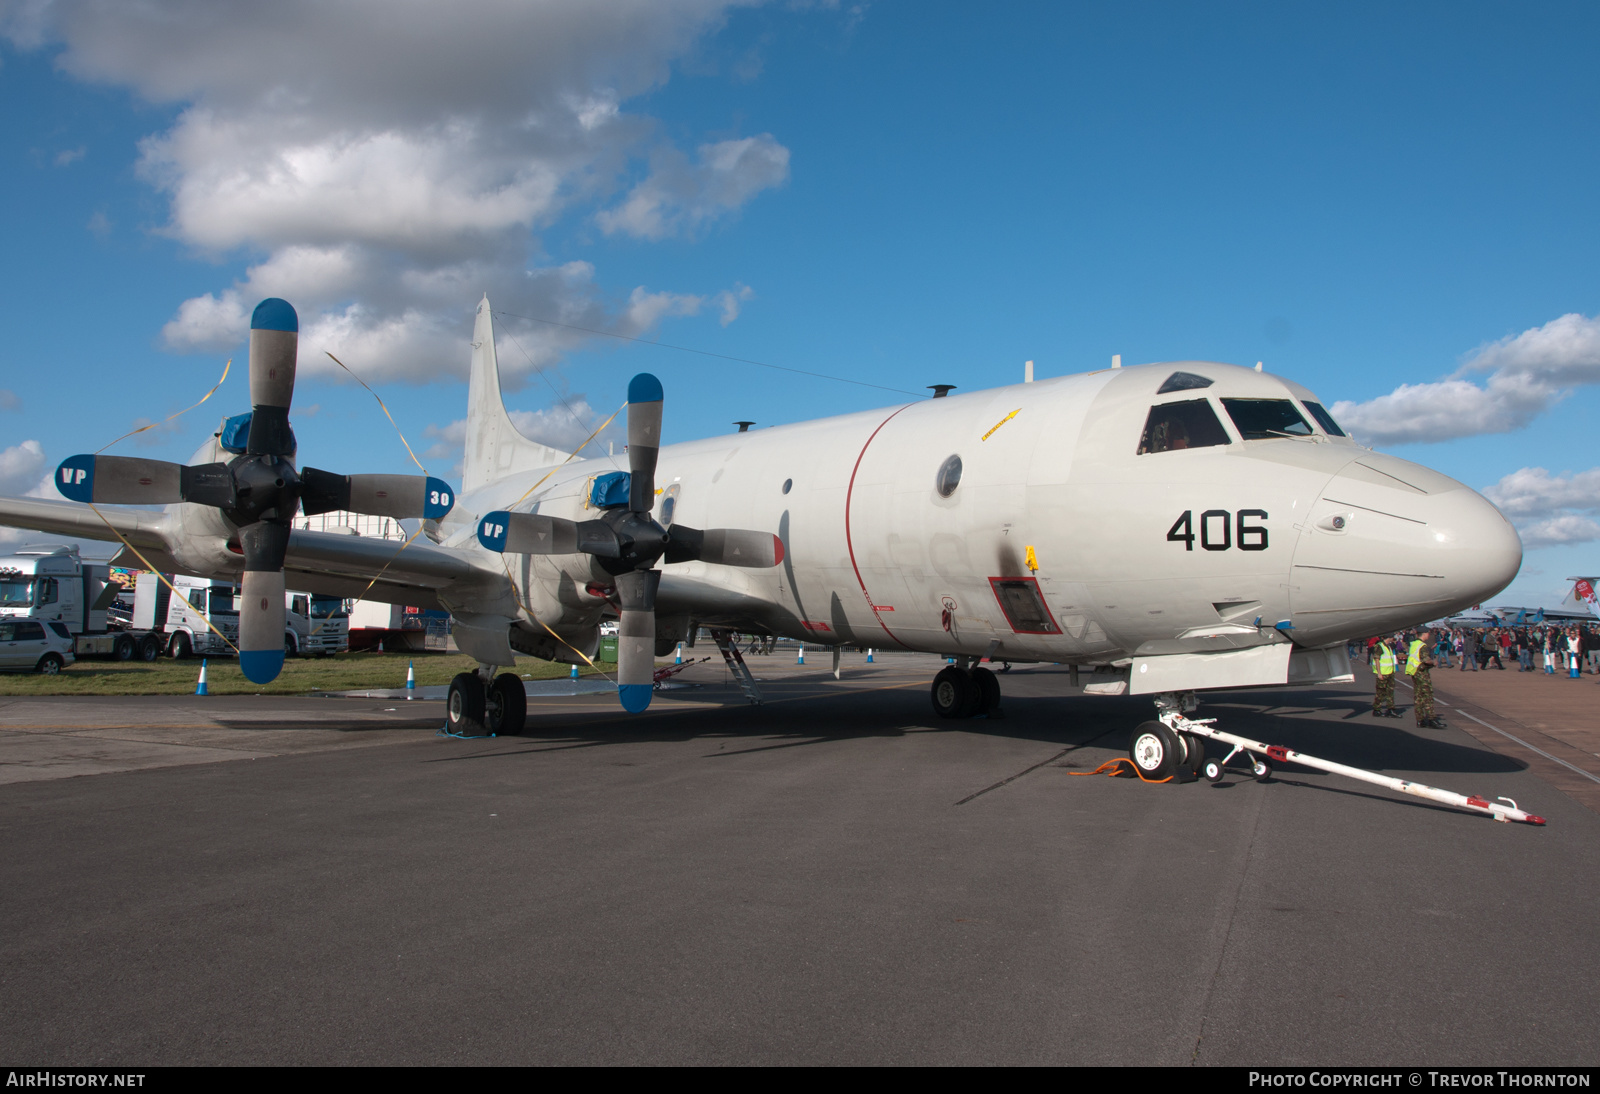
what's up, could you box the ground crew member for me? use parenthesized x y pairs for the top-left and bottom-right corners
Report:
(1408, 629), (1444, 729)
(1372, 636), (1399, 718)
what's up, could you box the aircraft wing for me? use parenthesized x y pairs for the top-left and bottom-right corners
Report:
(656, 572), (796, 635)
(0, 494), (169, 550)
(277, 530), (495, 609)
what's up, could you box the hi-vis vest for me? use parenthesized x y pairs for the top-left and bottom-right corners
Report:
(1406, 639), (1425, 676)
(1376, 642), (1397, 676)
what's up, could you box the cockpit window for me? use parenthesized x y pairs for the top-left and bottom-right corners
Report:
(1302, 401), (1347, 437)
(1156, 371), (1213, 394)
(1137, 399), (1231, 454)
(1221, 398), (1313, 440)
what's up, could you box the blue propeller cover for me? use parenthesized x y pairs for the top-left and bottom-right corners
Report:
(251, 298), (298, 332)
(239, 649), (285, 684)
(423, 477), (455, 520)
(620, 683), (653, 713)
(627, 373), (663, 404)
(477, 511), (511, 552)
(55, 456), (95, 502)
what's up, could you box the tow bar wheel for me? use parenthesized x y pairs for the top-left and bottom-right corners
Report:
(1130, 721), (1180, 779)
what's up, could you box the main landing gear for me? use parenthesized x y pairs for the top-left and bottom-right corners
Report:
(1124, 691), (1546, 825)
(446, 666), (527, 736)
(931, 661), (1002, 719)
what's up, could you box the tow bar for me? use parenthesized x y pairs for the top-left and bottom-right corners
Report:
(1155, 704), (1546, 826)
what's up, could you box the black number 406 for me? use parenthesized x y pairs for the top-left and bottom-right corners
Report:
(1167, 509), (1268, 552)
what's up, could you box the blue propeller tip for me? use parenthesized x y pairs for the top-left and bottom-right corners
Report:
(55, 456), (95, 502)
(619, 683), (653, 713)
(476, 511), (510, 552)
(423, 477), (455, 520)
(628, 373), (663, 404)
(239, 649), (285, 684)
(251, 298), (299, 333)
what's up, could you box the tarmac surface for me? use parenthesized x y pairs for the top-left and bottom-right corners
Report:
(1, 650), (1597, 1066)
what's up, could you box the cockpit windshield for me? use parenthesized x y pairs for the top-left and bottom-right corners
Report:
(1221, 398), (1313, 440)
(1302, 401), (1346, 437)
(1137, 399), (1231, 454)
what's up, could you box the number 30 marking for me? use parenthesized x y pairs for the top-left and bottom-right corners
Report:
(1167, 509), (1268, 552)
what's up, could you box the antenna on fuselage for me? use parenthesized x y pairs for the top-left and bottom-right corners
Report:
(1112, 355), (1121, 369)
(1255, 361), (1264, 372)
(1024, 360), (1034, 383)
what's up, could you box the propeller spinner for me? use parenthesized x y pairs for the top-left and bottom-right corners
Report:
(477, 373), (783, 713)
(56, 298), (455, 684)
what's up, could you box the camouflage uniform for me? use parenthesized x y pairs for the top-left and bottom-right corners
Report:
(1372, 640), (1397, 715)
(1373, 672), (1396, 714)
(1407, 637), (1436, 726)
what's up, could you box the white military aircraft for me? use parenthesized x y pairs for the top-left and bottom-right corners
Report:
(0, 297), (1533, 818)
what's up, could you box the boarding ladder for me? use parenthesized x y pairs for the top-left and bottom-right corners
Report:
(710, 629), (764, 705)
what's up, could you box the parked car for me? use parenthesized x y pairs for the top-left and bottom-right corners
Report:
(0, 619), (77, 673)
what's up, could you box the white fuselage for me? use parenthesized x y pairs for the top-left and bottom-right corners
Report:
(437, 360), (1521, 666)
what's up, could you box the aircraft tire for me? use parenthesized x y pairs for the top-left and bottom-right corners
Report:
(931, 666), (975, 719)
(486, 673), (527, 736)
(1181, 732), (1207, 777)
(970, 666), (1001, 716)
(1129, 721), (1180, 780)
(447, 672), (486, 734)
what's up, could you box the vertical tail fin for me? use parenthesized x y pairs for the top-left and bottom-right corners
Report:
(461, 297), (573, 494)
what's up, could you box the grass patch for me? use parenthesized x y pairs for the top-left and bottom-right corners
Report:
(0, 651), (611, 696)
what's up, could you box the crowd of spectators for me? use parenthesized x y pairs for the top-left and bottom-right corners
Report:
(1352, 622), (1600, 678)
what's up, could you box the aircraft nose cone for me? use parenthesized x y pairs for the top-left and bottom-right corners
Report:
(1289, 454), (1521, 645)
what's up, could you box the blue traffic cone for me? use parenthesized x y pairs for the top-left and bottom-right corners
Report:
(866, 648), (874, 663)
(405, 660), (415, 699)
(195, 659), (208, 696)
(797, 645), (805, 665)
(675, 643), (683, 664)
(570, 663), (580, 680)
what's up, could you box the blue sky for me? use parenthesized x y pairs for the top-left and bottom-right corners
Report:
(1, 1), (1596, 608)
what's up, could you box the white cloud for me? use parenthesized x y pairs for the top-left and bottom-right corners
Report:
(1483, 466), (1600, 550)
(54, 145), (85, 166)
(1333, 313), (1600, 446)
(0, 389), (18, 411)
(0, 440), (47, 496)
(8, 1), (784, 384)
(597, 134), (790, 240)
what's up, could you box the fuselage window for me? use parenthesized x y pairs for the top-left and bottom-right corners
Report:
(1136, 400), (1231, 455)
(935, 454), (962, 497)
(1302, 401), (1347, 437)
(1221, 398), (1313, 440)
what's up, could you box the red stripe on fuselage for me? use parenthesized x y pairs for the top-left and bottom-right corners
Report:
(845, 404), (914, 647)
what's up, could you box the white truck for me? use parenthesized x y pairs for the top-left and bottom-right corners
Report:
(0, 544), (163, 661)
(134, 572), (349, 659)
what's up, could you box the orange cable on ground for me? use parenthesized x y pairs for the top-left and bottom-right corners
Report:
(1067, 758), (1174, 784)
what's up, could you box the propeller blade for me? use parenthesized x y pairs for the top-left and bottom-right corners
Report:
(237, 522), (290, 683)
(246, 298), (299, 457)
(55, 456), (233, 507)
(300, 469), (455, 520)
(627, 373), (663, 513)
(476, 511), (577, 554)
(615, 568), (660, 713)
(663, 525), (785, 568)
